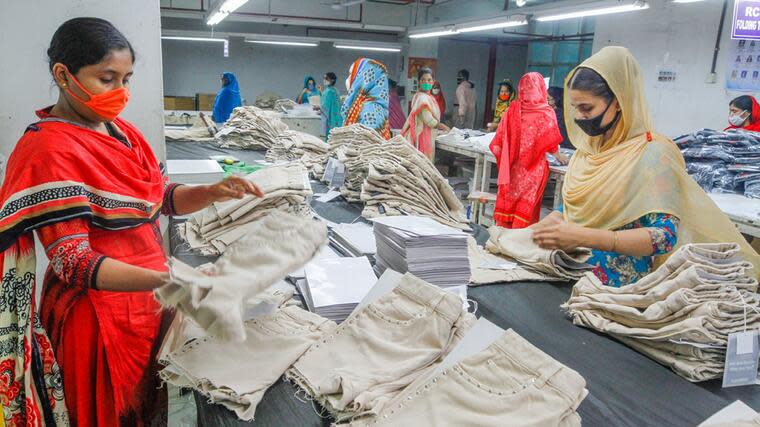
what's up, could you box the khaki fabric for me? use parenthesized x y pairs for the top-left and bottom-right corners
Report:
(343, 329), (587, 427)
(468, 237), (569, 285)
(286, 273), (470, 421)
(160, 306), (336, 421)
(561, 46), (760, 276)
(156, 211), (327, 341)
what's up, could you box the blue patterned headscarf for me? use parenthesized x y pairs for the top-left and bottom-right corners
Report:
(340, 58), (391, 139)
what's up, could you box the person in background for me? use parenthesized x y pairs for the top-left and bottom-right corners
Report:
(401, 67), (450, 161)
(341, 57), (392, 139)
(454, 69), (477, 129)
(726, 95), (760, 132)
(0, 18), (264, 425)
(212, 71), (242, 124)
(432, 81), (446, 119)
(297, 75), (321, 104)
(487, 79), (516, 131)
(320, 72), (343, 138)
(531, 46), (760, 287)
(489, 72), (567, 229)
(547, 86), (572, 148)
(388, 79), (406, 130)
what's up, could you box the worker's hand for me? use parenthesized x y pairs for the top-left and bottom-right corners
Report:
(486, 122), (496, 132)
(302, 88), (309, 94)
(317, 85), (323, 92)
(207, 176), (265, 202)
(532, 218), (584, 252)
(530, 210), (563, 229)
(554, 152), (570, 165)
(438, 123), (450, 133)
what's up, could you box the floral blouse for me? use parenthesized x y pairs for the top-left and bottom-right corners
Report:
(558, 207), (680, 287)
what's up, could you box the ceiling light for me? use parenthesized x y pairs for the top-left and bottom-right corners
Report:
(458, 19), (528, 33)
(246, 40), (318, 47)
(672, 0), (703, 3)
(206, 0), (250, 26)
(516, 0), (527, 6)
(536, 1), (648, 21)
(409, 29), (459, 39)
(161, 36), (226, 42)
(334, 44), (401, 52)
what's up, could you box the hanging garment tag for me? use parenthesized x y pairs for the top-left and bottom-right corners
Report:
(316, 190), (342, 203)
(322, 158), (336, 183)
(328, 161), (346, 190)
(722, 330), (759, 388)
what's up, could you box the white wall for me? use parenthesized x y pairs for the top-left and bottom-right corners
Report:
(437, 39), (528, 125)
(0, 0), (166, 162)
(593, 0), (741, 136)
(161, 37), (400, 107)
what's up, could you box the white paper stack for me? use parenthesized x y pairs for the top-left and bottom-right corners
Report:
(167, 159), (224, 185)
(372, 216), (470, 288)
(330, 222), (377, 257)
(301, 257), (377, 322)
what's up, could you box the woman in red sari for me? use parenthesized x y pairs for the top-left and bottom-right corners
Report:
(489, 72), (568, 228)
(0, 18), (262, 426)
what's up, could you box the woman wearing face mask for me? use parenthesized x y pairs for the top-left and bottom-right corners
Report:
(487, 80), (516, 131)
(320, 72), (343, 138)
(726, 95), (760, 132)
(341, 57), (392, 139)
(0, 18), (264, 425)
(547, 86), (571, 148)
(297, 75), (321, 104)
(212, 71), (242, 124)
(489, 73), (566, 229)
(531, 46), (760, 287)
(431, 81), (446, 119)
(401, 67), (451, 161)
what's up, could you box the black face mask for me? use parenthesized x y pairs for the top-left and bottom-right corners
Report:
(574, 100), (620, 137)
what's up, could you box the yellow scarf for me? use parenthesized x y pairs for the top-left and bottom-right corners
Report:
(562, 46), (760, 275)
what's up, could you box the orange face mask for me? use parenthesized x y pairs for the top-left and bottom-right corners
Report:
(64, 68), (130, 121)
(499, 93), (510, 101)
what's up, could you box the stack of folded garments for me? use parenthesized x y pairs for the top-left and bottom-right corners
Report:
(675, 128), (760, 197)
(179, 163), (313, 255)
(561, 243), (760, 382)
(274, 98), (296, 111)
(158, 210), (328, 342)
(266, 130), (329, 178)
(325, 124), (387, 200)
(373, 216), (470, 288)
(468, 227), (593, 285)
(164, 121), (215, 142)
(253, 91), (281, 109)
(286, 273), (476, 423)
(215, 106), (289, 150)
(160, 305), (336, 422)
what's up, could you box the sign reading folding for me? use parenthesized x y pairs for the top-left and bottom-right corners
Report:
(733, 0), (760, 40)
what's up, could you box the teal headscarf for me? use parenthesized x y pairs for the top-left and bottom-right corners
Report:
(297, 75), (321, 104)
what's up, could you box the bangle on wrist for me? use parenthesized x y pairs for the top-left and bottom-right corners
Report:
(611, 231), (619, 253)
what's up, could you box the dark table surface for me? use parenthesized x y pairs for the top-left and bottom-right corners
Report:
(167, 141), (760, 427)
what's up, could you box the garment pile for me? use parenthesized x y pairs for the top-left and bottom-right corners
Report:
(274, 98), (297, 111)
(215, 106), (288, 150)
(266, 130), (329, 178)
(286, 272), (588, 426)
(468, 227), (593, 285)
(253, 91), (282, 109)
(562, 243), (760, 382)
(164, 122), (215, 142)
(178, 163), (313, 255)
(675, 129), (760, 198)
(325, 124), (468, 229)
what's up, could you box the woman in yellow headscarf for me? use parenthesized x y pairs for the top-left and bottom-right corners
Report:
(532, 46), (760, 287)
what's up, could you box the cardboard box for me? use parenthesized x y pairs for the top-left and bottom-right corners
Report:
(164, 96), (195, 111)
(196, 93), (216, 112)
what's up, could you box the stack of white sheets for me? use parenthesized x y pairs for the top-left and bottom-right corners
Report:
(179, 163), (313, 255)
(300, 256), (378, 322)
(373, 216), (470, 289)
(329, 222), (377, 258)
(215, 106), (288, 150)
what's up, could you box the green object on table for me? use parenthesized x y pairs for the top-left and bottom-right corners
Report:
(222, 162), (265, 177)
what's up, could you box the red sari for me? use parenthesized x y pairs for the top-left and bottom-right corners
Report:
(490, 73), (562, 228)
(725, 95), (760, 132)
(0, 108), (175, 426)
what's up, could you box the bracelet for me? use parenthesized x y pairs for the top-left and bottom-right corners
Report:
(611, 231), (620, 253)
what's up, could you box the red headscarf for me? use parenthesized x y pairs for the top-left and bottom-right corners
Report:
(726, 95), (760, 132)
(432, 81), (446, 117)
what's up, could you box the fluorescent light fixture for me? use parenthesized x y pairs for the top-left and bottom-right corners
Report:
(247, 40), (318, 47)
(409, 29), (458, 39)
(207, 0), (250, 26)
(458, 19), (528, 33)
(334, 44), (401, 52)
(536, 2), (649, 21)
(161, 36), (226, 42)
(672, 0), (703, 3)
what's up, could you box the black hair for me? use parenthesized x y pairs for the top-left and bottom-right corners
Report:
(458, 69), (470, 80)
(388, 78), (398, 89)
(417, 67), (434, 81)
(730, 95), (754, 112)
(325, 72), (337, 85)
(498, 80), (514, 94)
(47, 17), (134, 75)
(569, 67), (614, 102)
